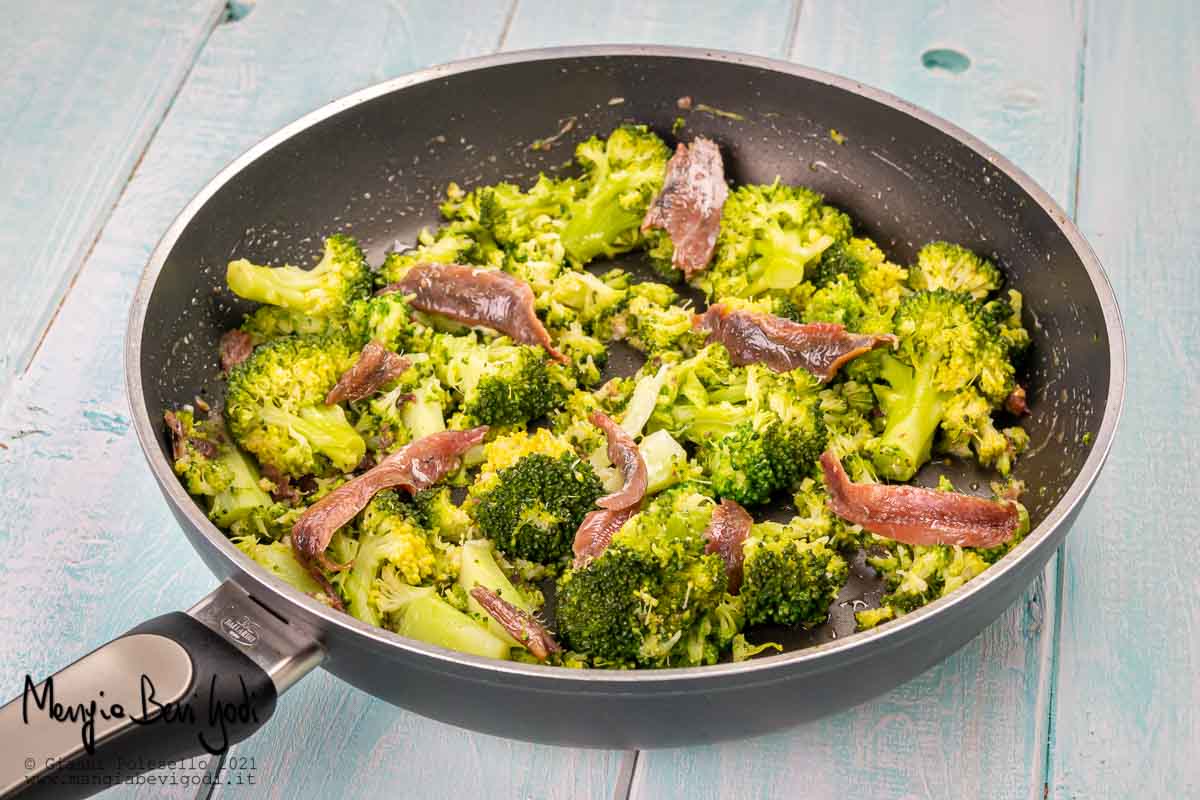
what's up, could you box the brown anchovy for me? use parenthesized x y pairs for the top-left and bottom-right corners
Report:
(1005, 385), (1030, 416)
(589, 412), (648, 511)
(819, 451), (1020, 548)
(641, 138), (729, 278)
(380, 264), (567, 364)
(693, 304), (897, 381)
(219, 328), (254, 373)
(292, 427), (488, 568)
(260, 463), (300, 504)
(325, 341), (411, 405)
(163, 411), (187, 461)
(469, 586), (562, 661)
(703, 499), (753, 594)
(572, 505), (639, 568)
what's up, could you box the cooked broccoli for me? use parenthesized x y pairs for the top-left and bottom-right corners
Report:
(227, 235), (372, 318)
(376, 222), (502, 287)
(430, 332), (571, 428)
(233, 536), (325, 597)
(340, 490), (443, 627)
(804, 237), (909, 336)
(696, 182), (852, 305)
(374, 569), (510, 659)
(870, 290), (1017, 481)
(740, 517), (848, 627)
(555, 487), (741, 667)
(543, 268), (631, 339)
(938, 388), (1026, 476)
(650, 346), (826, 504)
(413, 484), (475, 541)
(908, 241), (1002, 300)
(466, 429), (604, 564)
(225, 333), (365, 477)
(623, 283), (706, 355)
(458, 539), (544, 647)
(168, 408), (291, 537)
(561, 125), (671, 264)
(856, 492), (1031, 629)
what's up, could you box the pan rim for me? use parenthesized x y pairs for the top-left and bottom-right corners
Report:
(125, 43), (1126, 686)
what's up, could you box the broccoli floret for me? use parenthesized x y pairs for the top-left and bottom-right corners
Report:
(413, 484), (475, 541)
(908, 241), (1003, 300)
(551, 323), (608, 387)
(696, 182), (852, 305)
(233, 536), (325, 597)
(561, 125), (671, 264)
(225, 333), (365, 477)
(543, 268), (631, 338)
(623, 284), (706, 355)
(650, 347), (826, 505)
(339, 491), (443, 627)
(856, 494), (1032, 629)
(430, 332), (571, 428)
(377, 222), (501, 287)
(555, 487), (740, 667)
(167, 409), (233, 496)
(804, 238), (908, 336)
(352, 358), (449, 454)
(869, 290), (1016, 481)
(981, 289), (1032, 357)
(740, 517), (848, 627)
(939, 388), (1022, 475)
(643, 229), (684, 283)
(466, 429), (604, 564)
(227, 235), (371, 319)
(374, 568), (510, 659)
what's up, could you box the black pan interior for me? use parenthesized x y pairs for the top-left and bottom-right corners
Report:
(140, 54), (1110, 651)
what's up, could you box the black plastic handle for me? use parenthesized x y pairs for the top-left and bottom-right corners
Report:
(0, 583), (322, 799)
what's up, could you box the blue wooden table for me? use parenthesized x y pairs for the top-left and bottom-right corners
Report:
(1, 2), (1195, 797)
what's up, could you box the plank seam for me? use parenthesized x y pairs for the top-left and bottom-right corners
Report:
(496, 0), (520, 51)
(783, 0), (803, 58)
(1043, 2), (1091, 796)
(12, 0), (228, 384)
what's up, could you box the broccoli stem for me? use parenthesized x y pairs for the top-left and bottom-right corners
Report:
(872, 355), (949, 481)
(260, 404), (365, 473)
(395, 593), (511, 660)
(562, 189), (641, 263)
(459, 540), (535, 645)
(209, 446), (274, 526)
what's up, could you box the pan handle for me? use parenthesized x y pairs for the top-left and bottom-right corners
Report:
(0, 581), (323, 799)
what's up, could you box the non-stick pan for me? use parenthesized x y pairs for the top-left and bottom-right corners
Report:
(0, 46), (1125, 798)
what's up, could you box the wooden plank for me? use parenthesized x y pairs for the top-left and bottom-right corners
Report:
(631, 2), (1086, 798)
(1048, 2), (1200, 797)
(0, 0), (226, 402)
(0, 3), (627, 799)
(502, 0), (797, 53)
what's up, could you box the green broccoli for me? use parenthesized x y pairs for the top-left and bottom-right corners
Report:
(870, 290), (1017, 481)
(740, 517), (849, 627)
(561, 125), (671, 264)
(227, 235), (372, 318)
(430, 332), (571, 428)
(376, 222), (502, 287)
(649, 346), (827, 505)
(555, 487), (742, 667)
(225, 333), (366, 477)
(695, 181), (852, 305)
(339, 490), (445, 627)
(233, 536), (326, 597)
(374, 568), (510, 660)
(167, 408), (290, 536)
(466, 429), (604, 564)
(413, 484), (475, 541)
(908, 241), (1002, 300)
(803, 237), (909, 336)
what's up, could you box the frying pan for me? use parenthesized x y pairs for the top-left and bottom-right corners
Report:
(0, 45), (1125, 797)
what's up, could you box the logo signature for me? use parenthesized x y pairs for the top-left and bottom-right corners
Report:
(220, 616), (260, 647)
